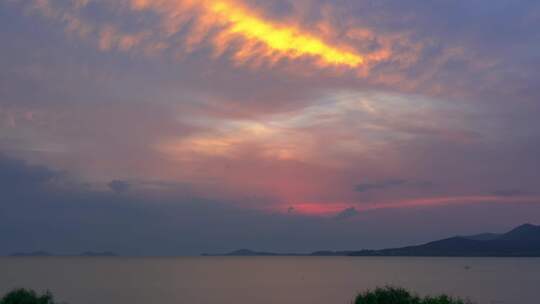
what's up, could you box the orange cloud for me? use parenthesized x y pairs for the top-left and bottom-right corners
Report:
(130, 0), (365, 68)
(19, 0), (482, 92)
(21, 0), (370, 70)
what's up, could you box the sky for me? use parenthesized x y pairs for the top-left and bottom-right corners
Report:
(1, 0), (540, 256)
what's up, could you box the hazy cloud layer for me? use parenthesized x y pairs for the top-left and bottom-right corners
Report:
(1, 153), (539, 255)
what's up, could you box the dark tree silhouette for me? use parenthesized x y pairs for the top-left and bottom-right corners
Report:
(0, 289), (59, 304)
(354, 287), (472, 304)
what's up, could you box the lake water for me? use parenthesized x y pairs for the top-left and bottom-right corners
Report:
(0, 257), (538, 304)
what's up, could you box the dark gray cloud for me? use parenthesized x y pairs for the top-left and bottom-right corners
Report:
(492, 189), (526, 197)
(335, 207), (360, 220)
(0, 153), (58, 190)
(355, 179), (407, 193)
(108, 180), (131, 194)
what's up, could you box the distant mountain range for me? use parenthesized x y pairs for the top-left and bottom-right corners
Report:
(208, 223), (540, 257)
(8, 224), (540, 257)
(9, 251), (117, 257)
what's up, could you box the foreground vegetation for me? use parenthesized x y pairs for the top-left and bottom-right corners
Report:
(1, 287), (472, 304)
(0, 289), (59, 304)
(354, 287), (472, 304)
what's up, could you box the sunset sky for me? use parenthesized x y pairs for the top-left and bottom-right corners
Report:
(1, 0), (540, 255)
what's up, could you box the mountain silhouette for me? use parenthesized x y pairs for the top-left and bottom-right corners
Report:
(9, 251), (52, 257)
(349, 223), (540, 257)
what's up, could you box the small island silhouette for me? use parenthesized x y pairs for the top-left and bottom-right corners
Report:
(9, 251), (117, 257)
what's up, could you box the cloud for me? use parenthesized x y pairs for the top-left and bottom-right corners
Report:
(0, 153), (58, 191)
(492, 189), (525, 197)
(9, 0), (540, 104)
(17, 0), (369, 69)
(108, 180), (131, 194)
(335, 207), (359, 220)
(355, 179), (407, 193)
(12, 0), (434, 81)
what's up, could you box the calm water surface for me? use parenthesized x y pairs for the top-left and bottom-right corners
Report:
(0, 257), (538, 304)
